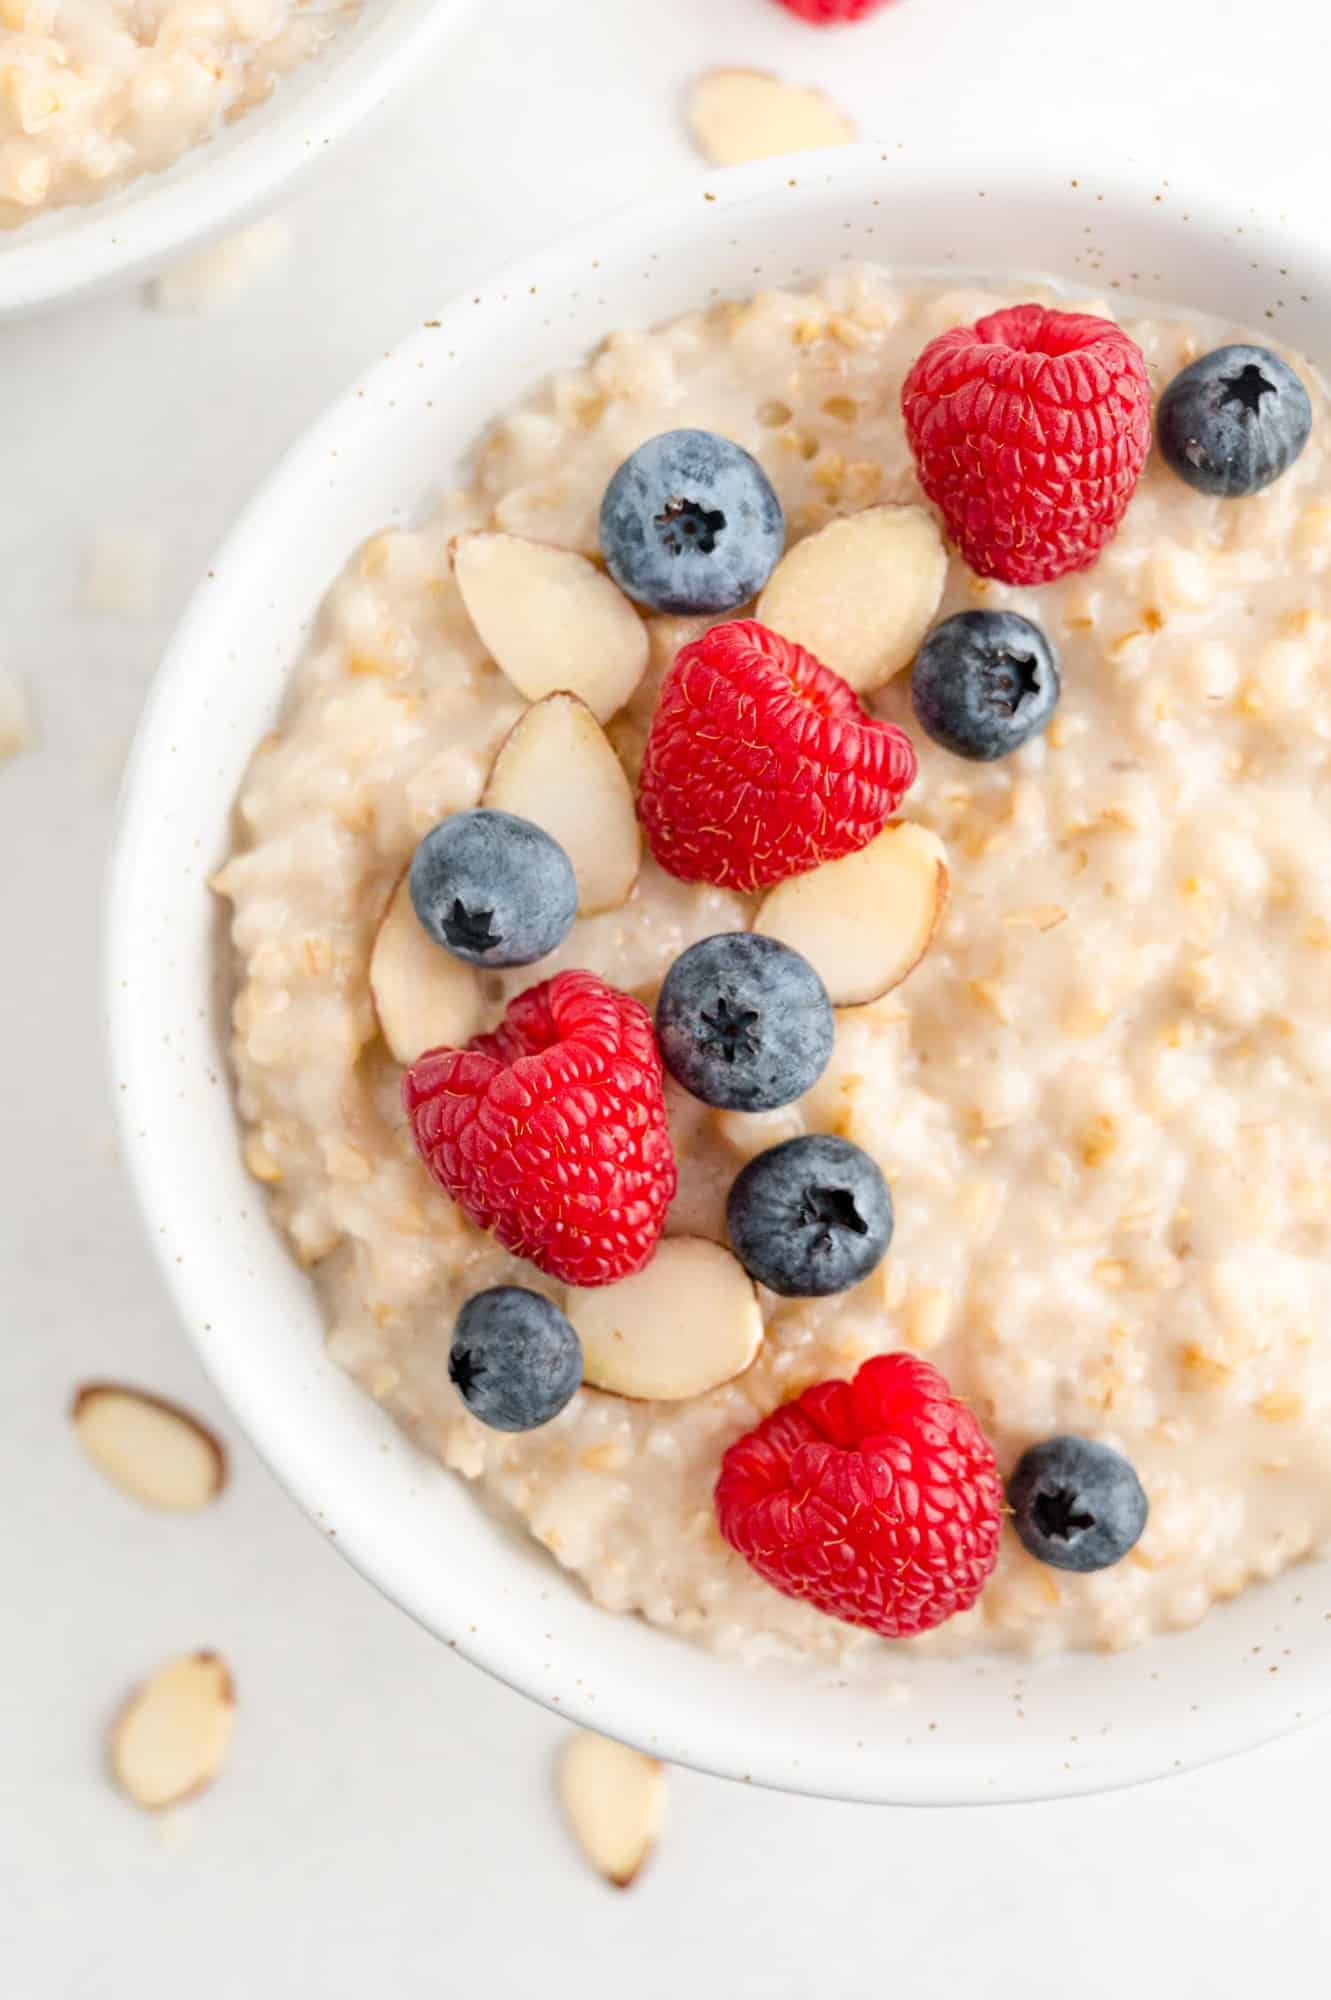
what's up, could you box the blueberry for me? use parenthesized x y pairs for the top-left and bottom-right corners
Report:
(911, 611), (1060, 762)
(656, 933), (834, 1113)
(1156, 344), (1312, 498)
(599, 428), (785, 615)
(450, 1286), (582, 1432)
(726, 1134), (893, 1297)
(408, 808), (576, 967)
(1007, 1435), (1148, 1573)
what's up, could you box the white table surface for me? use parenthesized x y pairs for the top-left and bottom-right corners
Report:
(5, 0), (1330, 1991)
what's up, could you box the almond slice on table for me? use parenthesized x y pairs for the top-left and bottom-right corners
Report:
(369, 873), (483, 1064)
(753, 822), (949, 1007)
(0, 667), (34, 762)
(482, 692), (640, 915)
(558, 1730), (666, 1888)
(756, 506), (948, 694)
(110, 1653), (236, 1810)
(687, 69), (857, 167)
(452, 533), (648, 722)
(71, 1384), (226, 1511)
(566, 1236), (762, 1401)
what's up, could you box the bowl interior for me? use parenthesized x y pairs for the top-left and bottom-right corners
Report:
(109, 149), (1331, 1804)
(0, 0), (472, 318)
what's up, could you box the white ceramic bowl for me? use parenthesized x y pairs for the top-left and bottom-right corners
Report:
(0, 0), (472, 320)
(109, 146), (1331, 1804)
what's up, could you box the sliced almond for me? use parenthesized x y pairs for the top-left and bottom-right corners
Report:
(558, 1731), (665, 1888)
(369, 873), (482, 1065)
(452, 532), (648, 722)
(753, 822), (948, 1006)
(757, 506), (947, 693)
(687, 69), (856, 167)
(0, 667), (33, 762)
(482, 693), (640, 915)
(110, 1653), (236, 1810)
(566, 1236), (762, 1401)
(71, 1384), (226, 1511)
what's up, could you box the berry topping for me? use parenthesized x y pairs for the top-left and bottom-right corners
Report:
(450, 1286), (583, 1432)
(902, 303), (1152, 586)
(600, 429), (785, 616)
(655, 933), (835, 1112)
(910, 610), (1060, 761)
(1008, 1436), (1149, 1572)
(1156, 344), (1313, 498)
(726, 1133), (892, 1297)
(403, 970), (677, 1288)
(715, 1354), (1003, 1638)
(770, 0), (896, 19)
(637, 619), (917, 892)
(408, 808), (577, 968)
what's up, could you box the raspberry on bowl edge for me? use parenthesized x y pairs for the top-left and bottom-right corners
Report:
(771, 0), (899, 22)
(902, 303), (1152, 587)
(716, 1354), (1002, 1638)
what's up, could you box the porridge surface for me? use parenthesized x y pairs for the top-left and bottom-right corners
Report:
(217, 268), (1331, 1663)
(0, 0), (354, 224)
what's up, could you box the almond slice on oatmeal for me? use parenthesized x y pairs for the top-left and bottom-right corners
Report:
(566, 1236), (762, 1401)
(558, 1730), (666, 1888)
(687, 70), (856, 168)
(369, 873), (483, 1065)
(482, 692), (641, 915)
(110, 1653), (236, 1810)
(756, 506), (947, 693)
(753, 822), (949, 1006)
(71, 1384), (226, 1511)
(452, 532), (648, 722)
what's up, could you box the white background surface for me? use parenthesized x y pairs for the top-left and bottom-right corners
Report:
(4, 0), (1330, 1992)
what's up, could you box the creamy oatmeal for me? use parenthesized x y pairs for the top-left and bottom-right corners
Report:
(0, 0), (356, 225)
(217, 268), (1331, 1663)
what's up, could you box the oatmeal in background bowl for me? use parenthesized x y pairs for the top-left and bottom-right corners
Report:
(0, 0), (359, 224)
(213, 262), (1331, 1674)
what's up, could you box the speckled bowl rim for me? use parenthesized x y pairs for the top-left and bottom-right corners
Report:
(0, 0), (474, 319)
(109, 145), (1331, 1804)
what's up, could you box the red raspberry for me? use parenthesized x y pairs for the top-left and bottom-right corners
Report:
(715, 1354), (1002, 1638)
(638, 619), (917, 893)
(902, 303), (1152, 587)
(402, 970), (677, 1288)
(772, 0), (896, 20)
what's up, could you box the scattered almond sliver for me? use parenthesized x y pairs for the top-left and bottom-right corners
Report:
(566, 1236), (762, 1400)
(482, 692), (641, 916)
(558, 1730), (666, 1887)
(754, 821), (949, 1006)
(0, 668), (33, 763)
(71, 1383), (227, 1511)
(369, 873), (483, 1066)
(687, 69), (856, 169)
(110, 1653), (236, 1810)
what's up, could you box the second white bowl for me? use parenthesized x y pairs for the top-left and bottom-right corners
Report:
(0, 0), (473, 319)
